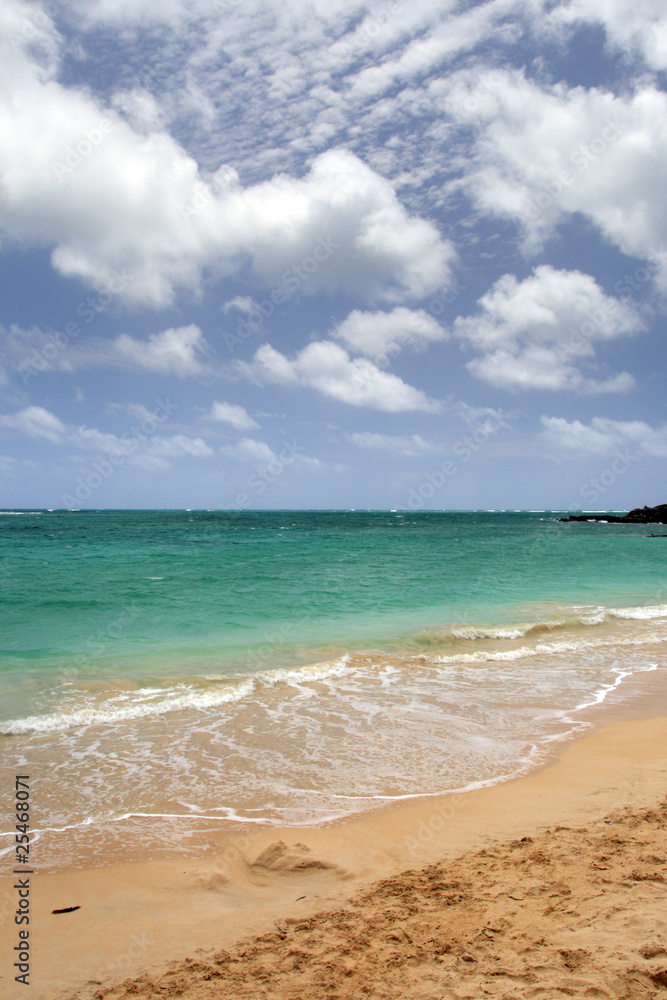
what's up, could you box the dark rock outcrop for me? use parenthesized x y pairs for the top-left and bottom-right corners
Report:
(560, 504), (667, 524)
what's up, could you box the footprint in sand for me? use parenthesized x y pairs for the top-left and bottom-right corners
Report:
(249, 840), (350, 881)
(188, 869), (230, 891)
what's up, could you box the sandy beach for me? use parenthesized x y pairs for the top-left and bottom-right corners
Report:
(3, 696), (667, 1000)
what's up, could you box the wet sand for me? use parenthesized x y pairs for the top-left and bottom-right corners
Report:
(2, 705), (667, 999)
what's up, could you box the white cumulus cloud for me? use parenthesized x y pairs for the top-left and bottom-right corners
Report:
(332, 307), (446, 363)
(240, 341), (440, 412)
(438, 68), (667, 288)
(114, 326), (208, 376)
(541, 415), (667, 457)
(0, 14), (455, 309)
(453, 266), (641, 393)
(551, 0), (667, 71)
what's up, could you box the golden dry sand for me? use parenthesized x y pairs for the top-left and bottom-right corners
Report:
(93, 798), (667, 999)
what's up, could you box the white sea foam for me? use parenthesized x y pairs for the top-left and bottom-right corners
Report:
(451, 623), (556, 640)
(578, 611), (606, 625)
(449, 603), (667, 642)
(424, 631), (659, 665)
(608, 603), (667, 620)
(574, 663), (657, 712)
(0, 677), (256, 734)
(0, 656), (351, 735)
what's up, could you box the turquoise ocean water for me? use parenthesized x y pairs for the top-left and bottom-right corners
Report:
(1, 509), (666, 869)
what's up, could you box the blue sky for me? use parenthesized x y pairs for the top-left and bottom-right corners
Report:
(0, 0), (665, 510)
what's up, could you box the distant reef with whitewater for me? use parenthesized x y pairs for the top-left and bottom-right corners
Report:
(560, 504), (667, 524)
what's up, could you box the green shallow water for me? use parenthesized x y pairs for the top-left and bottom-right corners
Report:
(1, 509), (665, 694)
